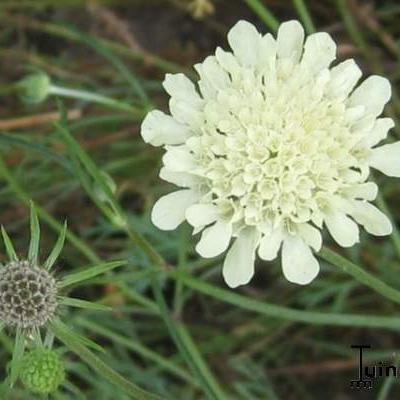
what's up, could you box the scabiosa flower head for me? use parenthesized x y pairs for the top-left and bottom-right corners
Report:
(0, 260), (57, 328)
(141, 20), (400, 287)
(20, 348), (65, 394)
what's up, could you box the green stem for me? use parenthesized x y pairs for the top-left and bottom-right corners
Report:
(75, 318), (197, 387)
(170, 270), (400, 330)
(173, 225), (190, 314)
(375, 193), (400, 260)
(292, 0), (316, 34)
(50, 321), (162, 400)
(242, 0), (280, 32)
(319, 247), (400, 305)
(48, 85), (141, 114)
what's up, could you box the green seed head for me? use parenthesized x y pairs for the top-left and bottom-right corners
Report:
(20, 348), (65, 394)
(0, 261), (58, 328)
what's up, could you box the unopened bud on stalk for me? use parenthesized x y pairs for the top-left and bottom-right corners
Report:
(18, 72), (51, 104)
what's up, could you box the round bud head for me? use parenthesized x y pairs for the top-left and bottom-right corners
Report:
(18, 72), (51, 104)
(0, 261), (57, 328)
(20, 348), (65, 394)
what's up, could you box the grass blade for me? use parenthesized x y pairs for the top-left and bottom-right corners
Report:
(50, 320), (163, 400)
(10, 328), (25, 385)
(171, 271), (400, 330)
(59, 296), (111, 312)
(76, 318), (197, 386)
(50, 319), (104, 353)
(28, 202), (40, 265)
(243, 0), (279, 32)
(292, 0), (316, 34)
(44, 221), (67, 270)
(57, 261), (125, 288)
(1, 226), (18, 261)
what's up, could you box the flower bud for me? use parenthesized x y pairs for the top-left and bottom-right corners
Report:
(20, 348), (65, 394)
(18, 72), (51, 104)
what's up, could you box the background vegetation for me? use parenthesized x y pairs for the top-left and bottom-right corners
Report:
(1, 0), (400, 399)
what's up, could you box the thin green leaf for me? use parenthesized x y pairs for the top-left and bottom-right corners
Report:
(171, 271), (400, 331)
(10, 328), (25, 385)
(320, 247), (400, 306)
(55, 120), (118, 212)
(50, 320), (162, 400)
(175, 321), (227, 399)
(243, 0), (280, 32)
(76, 318), (196, 387)
(44, 221), (67, 270)
(62, 24), (150, 107)
(59, 296), (111, 312)
(292, 0), (316, 34)
(28, 202), (40, 265)
(50, 319), (104, 353)
(57, 261), (125, 288)
(1, 226), (18, 261)
(0, 133), (71, 171)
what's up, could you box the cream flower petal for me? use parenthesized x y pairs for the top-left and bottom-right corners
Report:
(141, 110), (193, 146)
(227, 20), (261, 67)
(369, 142), (400, 177)
(301, 32), (336, 73)
(342, 182), (378, 201)
(282, 235), (320, 285)
(364, 118), (394, 148)
(327, 59), (362, 99)
(169, 98), (203, 129)
(297, 223), (322, 252)
(349, 201), (392, 236)
(185, 203), (218, 227)
(159, 167), (200, 188)
(348, 75), (391, 118)
(277, 20), (304, 62)
(151, 190), (199, 230)
(195, 56), (231, 98)
(215, 47), (241, 75)
(258, 229), (283, 261)
(163, 73), (202, 105)
(162, 146), (197, 172)
(196, 221), (232, 258)
(223, 228), (258, 288)
(324, 212), (360, 247)
(258, 33), (276, 64)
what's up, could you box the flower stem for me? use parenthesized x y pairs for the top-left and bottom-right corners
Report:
(319, 246), (400, 305)
(375, 193), (400, 260)
(51, 320), (162, 400)
(75, 318), (197, 387)
(292, 0), (316, 34)
(242, 0), (280, 32)
(170, 270), (400, 330)
(48, 85), (140, 114)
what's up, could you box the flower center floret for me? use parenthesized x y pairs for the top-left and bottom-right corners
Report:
(0, 261), (57, 328)
(187, 61), (367, 229)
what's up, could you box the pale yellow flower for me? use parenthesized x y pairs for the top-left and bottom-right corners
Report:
(141, 20), (399, 288)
